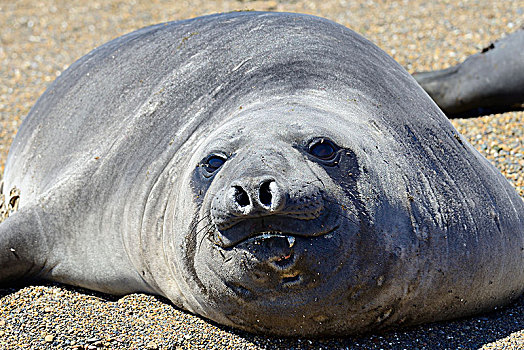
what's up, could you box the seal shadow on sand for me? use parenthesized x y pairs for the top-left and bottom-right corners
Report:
(1, 282), (523, 348)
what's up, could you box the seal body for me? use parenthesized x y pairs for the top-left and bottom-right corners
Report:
(414, 27), (524, 117)
(1, 12), (523, 336)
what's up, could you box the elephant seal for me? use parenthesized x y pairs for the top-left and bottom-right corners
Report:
(413, 26), (524, 118)
(1, 12), (524, 336)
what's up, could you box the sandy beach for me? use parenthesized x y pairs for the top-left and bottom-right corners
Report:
(0, 1), (523, 348)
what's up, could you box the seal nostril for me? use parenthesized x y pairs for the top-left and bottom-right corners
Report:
(259, 180), (273, 207)
(234, 186), (250, 207)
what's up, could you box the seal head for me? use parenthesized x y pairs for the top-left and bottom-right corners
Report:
(177, 105), (388, 334)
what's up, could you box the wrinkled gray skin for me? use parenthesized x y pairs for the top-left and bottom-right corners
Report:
(1, 12), (524, 336)
(413, 27), (524, 118)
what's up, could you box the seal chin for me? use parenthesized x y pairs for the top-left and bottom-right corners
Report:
(232, 233), (305, 289)
(196, 222), (361, 336)
(209, 222), (343, 295)
(202, 194), (350, 295)
(192, 198), (361, 334)
(239, 232), (298, 271)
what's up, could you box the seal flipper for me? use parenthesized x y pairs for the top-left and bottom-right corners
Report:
(413, 27), (524, 118)
(412, 65), (461, 113)
(0, 204), (48, 286)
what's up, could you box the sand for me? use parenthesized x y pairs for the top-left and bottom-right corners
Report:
(0, 1), (523, 348)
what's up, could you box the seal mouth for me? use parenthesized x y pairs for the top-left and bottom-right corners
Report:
(242, 232), (297, 247)
(215, 220), (340, 249)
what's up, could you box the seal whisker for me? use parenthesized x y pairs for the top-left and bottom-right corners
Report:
(197, 224), (216, 251)
(189, 214), (212, 238)
(189, 213), (211, 231)
(187, 214), (218, 251)
(192, 221), (215, 248)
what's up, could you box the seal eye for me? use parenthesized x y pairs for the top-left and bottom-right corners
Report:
(309, 139), (337, 161)
(205, 155), (226, 172)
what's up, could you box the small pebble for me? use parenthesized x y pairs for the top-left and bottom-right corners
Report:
(44, 335), (54, 342)
(147, 341), (159, 349)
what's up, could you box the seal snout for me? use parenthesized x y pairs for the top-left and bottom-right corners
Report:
(210, 173), (334, 248)
(231, 178), (285, 214)
(213, 176), (325, 229)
